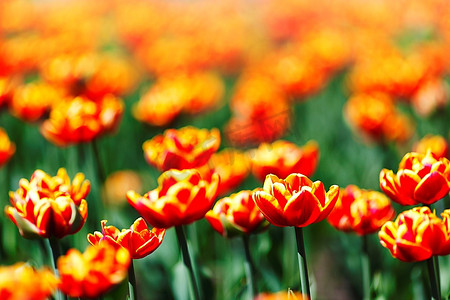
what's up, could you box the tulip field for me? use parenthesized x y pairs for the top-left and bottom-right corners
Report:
(1, 0), (450, 299)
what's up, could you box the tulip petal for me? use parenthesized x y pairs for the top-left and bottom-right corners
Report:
(414, 172), (449, 205)
(283, 190), (321, 227)
(253, 191), (286, 227)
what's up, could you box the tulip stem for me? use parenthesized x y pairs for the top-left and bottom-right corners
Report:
(128, 260), (138, 300)
(294, 227), (310, 297)
(92, 140), (106, 183)
(242, 235), (257, 299)
(46, 238), (68, 300)
(175, 226), (201, 300)
(361, 235), (371, 300)
(426, 257), (441, 300)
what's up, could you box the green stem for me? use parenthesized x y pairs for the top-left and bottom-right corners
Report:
(91, 140), (106, 183)
(242, 235), (257, 299)
(175, 226), (201, 300)
(361, 235), (371, 300)
(46, 238), (68, 300)
(426, 257), (441, 300)
(294, 227), (310, 297)
(433, 256), (441, 297)
(128, 260), (138, 300)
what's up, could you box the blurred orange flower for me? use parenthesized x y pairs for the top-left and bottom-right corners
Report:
(57, 242), (130, 298)
(127, 169), (219, 228)
(132, 83), (184, 127)
(345, 93), (414, 143)
(102, 170), (143, 206)
(379, 206), (449, 262)
(253, 173), (339, 227)
(0, 76), (17, 108)
(380, 150), (450, 206)
(413, 134), (448, 159)
(5, 168), (89, 239)
(87, 218), (165, 259)
(250, 140), (319, 182)
(327, 185), (395, 235)
(0, 128), (15, 167)
(0, 263), (58, 300)
(199, 148), (251, 196)
(40, 95), (124, 147)
(255, 290), (308, 300)
(143, 126), (220, 171)
(205, 189), (268, 237)
(9, 81), (63, 122)
(411, 78), (448, 117)
(226, 72), (291, 146)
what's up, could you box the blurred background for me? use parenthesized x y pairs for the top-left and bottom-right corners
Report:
(0, 0), (449, 299)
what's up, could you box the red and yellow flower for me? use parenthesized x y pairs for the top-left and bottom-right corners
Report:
(380, 150), (450, 206)
(253, 173), (339, 227)
(0, 128), (15, 167)
(379, 207), (449, 262)
(255, 290), (308, 300)
(40, 95), (124, 147)
(199, 148), (251, 196)
(57, 242), (130, 298)
(5, 168), (89, 239)
(0, 263), (59, 300)
(205, 189), (268, 237)
(327, 185), (395, 235)
(250, 140), (319, 182)
(413, 134), (448, 159)
(127, 169), (220, 228)
(142, 126), (220, 171)
(87, 218), (165, 259)
(9, 81), (63, 122)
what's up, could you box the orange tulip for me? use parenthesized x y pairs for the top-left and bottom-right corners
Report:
(142, 126), (220, 171)
(0, 263), (59, 300)
(440, 209), (450, 256)
(253, 173), (339, 227)
(205, 189), (268, 237)
(413, 134), (448, 159)
(127, 169), (220, 228)
(57, 242), (130, 298)
(199, 148), (251, 196)
(40, 95), (124, 147)
(327, 185), (395, 235)
(379, 207), (448, 262)
(380, 150), (450, 205)
(0, 128), (15, 167)
(5, 168), (89, 239)
(9, 81), (62, 122)
(250, 140), (319, 182)
(255, 290), (308, 300)
(345, 93), (414, 144)
(102, 170), (143, 206)
(87, 218), (165, 259)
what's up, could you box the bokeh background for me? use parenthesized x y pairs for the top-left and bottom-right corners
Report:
(1, 0), (449, 299)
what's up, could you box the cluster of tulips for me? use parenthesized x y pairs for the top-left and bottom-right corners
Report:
(1, 0), (450, 299)
(1, 124), (449, 299)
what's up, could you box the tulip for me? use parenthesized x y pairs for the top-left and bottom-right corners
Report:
(413, 134), (448, 159)
(87, 218), (165, 259)
(5, 168), (89, 239)
(253, 173), (339, 227)
(9, 81), (62, 122)
(142, 126), (220, 171)
(199, 148), (251, 196)
(127, 168), (220, 228)
(206, 189), (268, 238)
(379, 207), (448, 262)
(250, 140), (319, 182)
(327, 185), (395, 235)
(0, 128), (15, 167)
(57, 242), (130, 299)
(255, 290), (308, 300)
(380, 150), (450, 206)
(0, 263), (59, 300)
(40, 95), (124, 147)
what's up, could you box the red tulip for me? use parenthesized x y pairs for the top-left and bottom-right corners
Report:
(253, 173), (339, 227)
